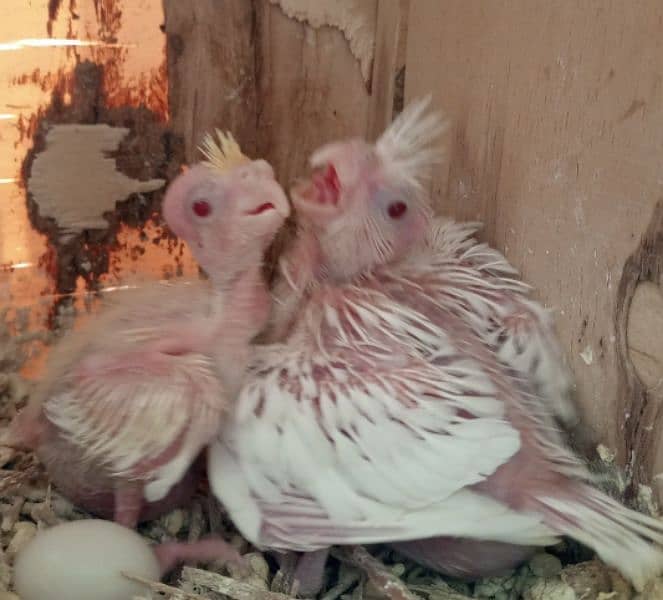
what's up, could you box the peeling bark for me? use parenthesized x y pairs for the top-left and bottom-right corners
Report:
(267, 0), (378, 85)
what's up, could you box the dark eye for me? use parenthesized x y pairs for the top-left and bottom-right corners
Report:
(192, 200), (211, 217)
(388, 201), (407, 219)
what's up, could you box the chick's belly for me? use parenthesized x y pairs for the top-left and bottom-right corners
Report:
(390, 537), (535, 578)
(36, 430), (205, 522)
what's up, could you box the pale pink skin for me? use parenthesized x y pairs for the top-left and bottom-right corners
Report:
(25, 415), (205, 524)
(7, 161), (290, 574)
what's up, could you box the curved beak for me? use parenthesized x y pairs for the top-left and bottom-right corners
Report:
(290, 163), (341, 223)
(244, 180), (291, 220)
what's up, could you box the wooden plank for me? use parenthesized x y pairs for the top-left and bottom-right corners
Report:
(163, 0), (258, 162)
(405, 0), (663, 497)
(253, 0), (374, 187)
(367, 0), (406, 139)
(164, 0), (405, 182)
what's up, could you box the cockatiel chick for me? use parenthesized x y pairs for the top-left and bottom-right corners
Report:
(274, 97), (575, 425)
(197, 99), (663, 594)
(6, 132), (290, 540)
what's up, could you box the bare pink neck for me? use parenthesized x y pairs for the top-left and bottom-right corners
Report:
(206, 265), (269, 395)
(212, 265), (270, 344)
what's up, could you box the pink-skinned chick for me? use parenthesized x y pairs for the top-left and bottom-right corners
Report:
(199, 99), (663, 596)
(281, 96), (575, 425)
(6, 132), (289, 575)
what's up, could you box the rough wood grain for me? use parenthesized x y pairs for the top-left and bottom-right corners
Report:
(405, 1), (663, 496)
(163, 0), (258, 162)
(253, 0), (373, 187)
(392, 0), (410, 117)
(164, 0), (404, 183)
(367, 0), (405, 139)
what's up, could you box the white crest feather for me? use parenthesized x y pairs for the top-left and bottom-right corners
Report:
(376, 95), (449, 191)
(199, 129), (250, 173)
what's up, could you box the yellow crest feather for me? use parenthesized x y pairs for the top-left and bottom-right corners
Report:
(199, 129), (250, 173)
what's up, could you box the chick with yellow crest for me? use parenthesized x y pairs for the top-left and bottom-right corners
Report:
(6, 130), (290, 574)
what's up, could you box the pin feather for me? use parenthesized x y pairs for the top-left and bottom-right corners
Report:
(199, 129), (250, 174)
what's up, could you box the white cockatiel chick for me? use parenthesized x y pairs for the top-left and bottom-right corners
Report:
(7, 131), (290, 559)
(273, 97), (575, 426)
(194, 98), (663, 595)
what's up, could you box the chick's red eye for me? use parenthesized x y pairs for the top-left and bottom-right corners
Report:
(192, 200), (211, 217)
(388, 201), (407, 219)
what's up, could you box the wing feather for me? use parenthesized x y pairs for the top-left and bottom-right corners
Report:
(38, 279), (228, 501)
(210, 286), (550, 550)
(408, 216), (575, 425)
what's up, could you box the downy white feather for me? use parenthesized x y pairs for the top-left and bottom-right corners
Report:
(37, 279), (228, 502)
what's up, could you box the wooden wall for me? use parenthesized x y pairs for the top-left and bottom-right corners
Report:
(163, 0), (407, 185)
(405, 1), (663, 499)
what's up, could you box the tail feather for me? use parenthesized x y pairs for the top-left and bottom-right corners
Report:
(538, 484), (663, 591)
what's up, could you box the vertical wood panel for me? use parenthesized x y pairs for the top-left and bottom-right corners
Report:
(164, 0), (404, 185)
(253, 1), (373, 187)
(367, 0), (405, 139)
(405, 0), (663, 497)
(164, 0), (258, 162)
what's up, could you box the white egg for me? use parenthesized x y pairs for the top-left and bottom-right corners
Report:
(14, 519), (160, 600)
